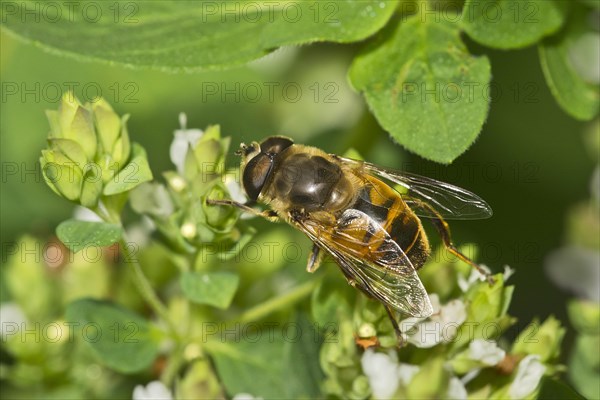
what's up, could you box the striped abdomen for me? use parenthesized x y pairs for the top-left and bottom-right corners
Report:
(351, 175), (430, 269)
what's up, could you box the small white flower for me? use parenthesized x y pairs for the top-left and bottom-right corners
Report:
(170, 113), (204, 175)
(469, 339), (506, 366)
(460, 368), (481, 385)
(224, 174), (247, 204)
(447, 377), (468, 400)
(0, 303), (27, 338)
(402, 294), (467, 348)
(232, 394), (263, 400)
(457, 266), (489, 292)
(399, 294), (441, 337)
(73, 206), (103, 222)
(503, 265), (515, 282)
(361, 349), (399, 399)
(508, 355), (546, 399)
(361, 349), (421, 398)
(132, 380), (173, 400)
(397, 363), (420, 386)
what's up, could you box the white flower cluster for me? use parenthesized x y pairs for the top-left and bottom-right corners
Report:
(399, 294), (466, 348)
(169, 113), (247, 206)
(361, 341), (545, 400)
(360, 265), (546, 399)
(132, 381), (173, 400)
(361, 349), (419, 399)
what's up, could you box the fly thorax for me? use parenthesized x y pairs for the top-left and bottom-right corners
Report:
(270, 153), (353, 212)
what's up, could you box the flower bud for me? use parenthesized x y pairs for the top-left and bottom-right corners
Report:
(48, 138), (87, 169)
(79, 164), (104, 208)
(512, 316), (565, 363)
(69, 105), (97, 160)
(93, 98), (121, 155)
(112, 114), (131, 167)
(40, 92), (151, 208)
(40, 149), (83, 201)
(203, 184), (237, 230)
(56, 91), (80, 137)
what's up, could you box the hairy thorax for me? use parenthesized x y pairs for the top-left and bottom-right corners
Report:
(261, 147), (357, 217)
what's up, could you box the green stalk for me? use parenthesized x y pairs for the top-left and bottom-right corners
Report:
(90, 204), (180, 340)
(230, 279), (319, 324)
(161, 343), (186, 386)
(119, 237), (181, 340)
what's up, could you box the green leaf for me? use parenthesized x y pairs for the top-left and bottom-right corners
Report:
(193, 138), (222, 172)
(568, 300), (600, 333)
(103, 143), (153, 195)
(500, 285), (515, 316)
(349, 16), (491, 163)
(539, 6), (600, 120)
(512, 315), (565, 363)
(573, 334), (600, 370)
(538, 376), (586, 400)
(462, 0), (568, 49)
(2, 1), (395, 71)
(180, 271), (239, 309)
(211, 314), (322, 398)
(56, 219), (123, 253)
(65, 299), (160, 373)
(569, 334), (600, 399)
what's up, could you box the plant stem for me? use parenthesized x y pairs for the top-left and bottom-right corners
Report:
(230, 279), (319, 324)
(119, 237), (181, 340)
(161, 292), (194, 386)
(161, 343), (186, 386)
(91, 205), (113, 224)
(90, 204), (179, 339)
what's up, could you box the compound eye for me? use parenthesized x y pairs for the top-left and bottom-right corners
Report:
(242, 153), (273, 201)
(260, 136), (294, 155)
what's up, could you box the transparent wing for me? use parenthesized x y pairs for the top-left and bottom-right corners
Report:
(296, 209), (433, 318)
(338, 156), (493, 220)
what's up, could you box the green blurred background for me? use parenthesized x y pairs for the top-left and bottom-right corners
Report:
(0, 29), (595, 355)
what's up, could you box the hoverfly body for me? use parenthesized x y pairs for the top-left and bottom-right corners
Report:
(208, 136), (494, 345)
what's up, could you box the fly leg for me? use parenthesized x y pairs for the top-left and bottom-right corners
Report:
(384, 305), (406, 347)
(290, 211), (325, 273)
(306, 244), (324, 273)
(288, 209), (324, 273)
(410, 199), (495, 285)
(430, 217), (495, 285)
(206, 199), (280, 222)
